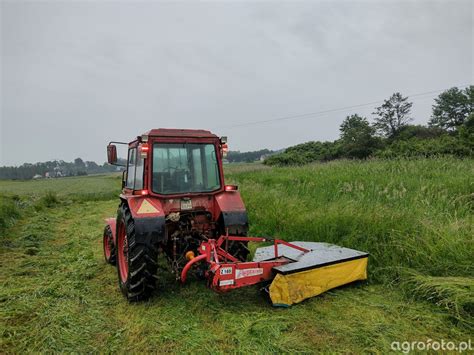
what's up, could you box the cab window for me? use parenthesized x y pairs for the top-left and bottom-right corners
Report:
(152, 143), (221, 194)
(126, 148), (136, 188)
(134, 152), (144, 190)
(126, 148), (145, 190)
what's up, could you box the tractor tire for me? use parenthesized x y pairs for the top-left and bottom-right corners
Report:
(103, 225), (116, 265)
(116, 203), (159, 301)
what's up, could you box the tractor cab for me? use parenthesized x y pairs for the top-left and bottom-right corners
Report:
(107, 129), (229, 198)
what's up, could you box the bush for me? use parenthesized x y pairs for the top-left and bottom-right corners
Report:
(266, 125), (472, 166)
(375, 135), (472, 158)
(394, 125), (445, 140)
(264, 141), (341, 166)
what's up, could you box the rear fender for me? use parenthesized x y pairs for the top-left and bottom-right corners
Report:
(119, 195), (167, 243)
(215, 191), (248, 235)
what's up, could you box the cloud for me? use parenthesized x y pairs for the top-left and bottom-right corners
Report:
(1, 0), (472, 165)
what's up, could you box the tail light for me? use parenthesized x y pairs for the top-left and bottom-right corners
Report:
(139, 143), (149, 158)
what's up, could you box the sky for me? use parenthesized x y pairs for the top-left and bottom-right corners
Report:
(1, 0), (472, 166)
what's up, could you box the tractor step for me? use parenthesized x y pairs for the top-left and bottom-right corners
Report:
(254, 242), (369, 306)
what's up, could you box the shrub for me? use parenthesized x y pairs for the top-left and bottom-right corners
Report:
(375, 135), (472, 158)
(264, 141), (341, 166)
(266, 130), (472, 166)
(394, 125), (445, 140)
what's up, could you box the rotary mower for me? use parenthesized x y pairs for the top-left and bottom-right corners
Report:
(103, 129), (368, 306)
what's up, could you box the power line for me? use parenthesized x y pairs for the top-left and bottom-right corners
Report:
(219, 84), (471, 129)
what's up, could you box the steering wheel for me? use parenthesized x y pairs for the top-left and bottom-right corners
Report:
(163, 166), (179, 172)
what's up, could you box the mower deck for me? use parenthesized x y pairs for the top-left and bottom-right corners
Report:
(254, 242), (368, 274)
(254, 242), (369, 306)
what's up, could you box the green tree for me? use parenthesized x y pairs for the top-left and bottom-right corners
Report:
(429, 86), (473, 131)
(339, 114), (379, 158)
(74, 158), (86, 169)
(373, 92), (413, 137)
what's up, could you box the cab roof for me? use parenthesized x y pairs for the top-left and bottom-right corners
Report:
(144, 128), (218, 139)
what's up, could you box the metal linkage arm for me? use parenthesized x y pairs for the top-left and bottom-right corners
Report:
(180, 235), (310, 290)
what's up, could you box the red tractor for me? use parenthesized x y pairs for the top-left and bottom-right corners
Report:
(104, 129), (368, 306)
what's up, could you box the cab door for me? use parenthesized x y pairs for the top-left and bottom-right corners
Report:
(125, 147), (144, 192)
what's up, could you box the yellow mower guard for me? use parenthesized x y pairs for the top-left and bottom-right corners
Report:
(269, 257), (368, 307)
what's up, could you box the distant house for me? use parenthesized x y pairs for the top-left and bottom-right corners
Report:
(32, 174), (43, 180)
(53, 167), (65, 177)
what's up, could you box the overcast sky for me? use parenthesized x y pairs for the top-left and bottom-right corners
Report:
(1, 0), (472, 166)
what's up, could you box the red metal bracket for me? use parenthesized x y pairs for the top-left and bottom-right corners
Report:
(180, 235), (310, 292)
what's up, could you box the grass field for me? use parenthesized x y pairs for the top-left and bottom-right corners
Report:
(1, 158), (473, 353)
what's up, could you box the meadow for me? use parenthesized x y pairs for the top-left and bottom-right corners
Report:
(1, 158), (473, 353)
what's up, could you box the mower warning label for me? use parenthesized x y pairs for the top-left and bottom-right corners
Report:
(235, 268), (263, 279)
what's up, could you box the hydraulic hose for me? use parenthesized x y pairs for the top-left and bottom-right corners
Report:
(180, 254), (207, 284)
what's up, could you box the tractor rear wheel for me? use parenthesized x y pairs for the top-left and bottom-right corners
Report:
(116, 203), (158, 301)
(103, 225), (116, 265)
(219, 222), (250, 261)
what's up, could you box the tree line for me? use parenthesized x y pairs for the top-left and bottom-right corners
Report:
(264, 86), (473, 166)
(226, 149), (275, 163)
(0, 158), (127, 180)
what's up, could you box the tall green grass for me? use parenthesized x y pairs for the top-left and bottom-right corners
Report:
(401, 272), (473, 326)
(227, 158), (473, 323)
(0, 196), (21, 236)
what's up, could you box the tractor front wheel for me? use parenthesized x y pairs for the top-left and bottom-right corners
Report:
(116, 203), (159, 301)
(103, 225), (116, 265)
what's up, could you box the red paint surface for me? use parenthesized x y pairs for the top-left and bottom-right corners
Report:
(180, 236), (310, 292)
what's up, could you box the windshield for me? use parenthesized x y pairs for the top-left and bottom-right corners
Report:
(152, 143), (221, 195)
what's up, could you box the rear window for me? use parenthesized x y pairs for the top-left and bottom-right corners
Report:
(152, 143), (221, 194)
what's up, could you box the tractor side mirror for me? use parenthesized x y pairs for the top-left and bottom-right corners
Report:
(107, 144), (118, 164)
